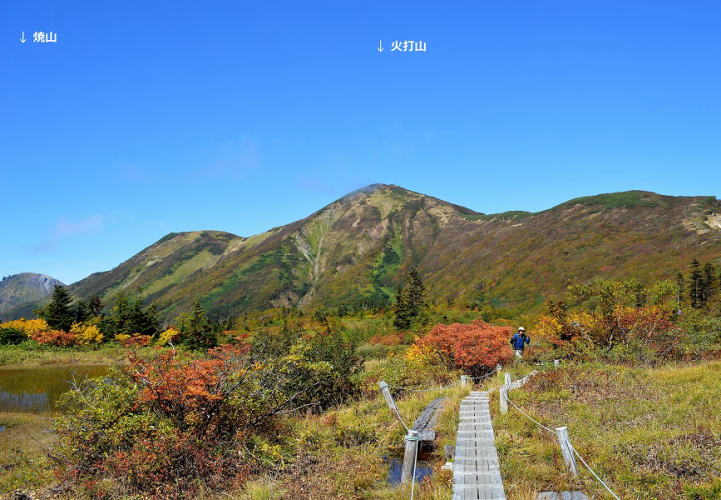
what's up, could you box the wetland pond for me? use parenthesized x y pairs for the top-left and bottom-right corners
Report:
(0, 365), (111, 414)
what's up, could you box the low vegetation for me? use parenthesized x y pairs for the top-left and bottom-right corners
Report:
(493, 362), (721, 499)
(1, 263), (720, 498)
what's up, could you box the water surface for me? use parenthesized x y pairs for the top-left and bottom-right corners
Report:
(386, 456), (434, 484)
(0, 365), (111, 413)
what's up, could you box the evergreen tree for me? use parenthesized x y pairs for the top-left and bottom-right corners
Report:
(181, 300), (216, 350)
(703, 262), (717, 305)
(393, 286), (411, 330)
(689, 259), (704, 308)
(405, 266), (427, 326)
(73, 299), (90, 324)
(98, 292), (159, 337)
(393, 267), (427, 330)
(41, 285), (75, 331)
(87, 295), (103, 316)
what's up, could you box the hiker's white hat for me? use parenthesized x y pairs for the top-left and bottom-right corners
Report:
(518, 327), (526, 331)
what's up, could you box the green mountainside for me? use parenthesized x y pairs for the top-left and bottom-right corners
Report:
(0, 273), (64, 315)
(4, 185), (721, 321)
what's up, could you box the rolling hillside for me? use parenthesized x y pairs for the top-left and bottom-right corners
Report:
(5, 185), (721, 320)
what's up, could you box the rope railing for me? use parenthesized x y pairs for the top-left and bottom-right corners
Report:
(501, 375), (622, 500)
(389, 381), (460, 392)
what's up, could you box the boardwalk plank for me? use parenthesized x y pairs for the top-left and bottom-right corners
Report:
(452, 391), (505, 500)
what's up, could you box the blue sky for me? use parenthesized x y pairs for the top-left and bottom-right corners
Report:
(1, 1), (720, 284)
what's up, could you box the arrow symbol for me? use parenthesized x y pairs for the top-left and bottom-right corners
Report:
(20, 31), (26, 43)
(377, 40), (384, 53)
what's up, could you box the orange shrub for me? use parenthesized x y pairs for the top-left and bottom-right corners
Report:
(31, 330), (77, 346)
(369, 333), (405, 346)
(118, 334), (152, 348)
(418, 320), (513, 375)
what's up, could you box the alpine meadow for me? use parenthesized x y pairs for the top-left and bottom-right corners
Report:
(1, 184), (721, 499)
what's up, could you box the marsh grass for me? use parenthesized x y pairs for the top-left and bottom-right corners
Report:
(225, 380), (472, 499)
(492, 361), (721, 499)
(0, 412), (55, 494)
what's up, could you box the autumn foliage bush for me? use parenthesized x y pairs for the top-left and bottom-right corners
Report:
(536, 303), (677, 362)
(418, 320), (513, 376)
(30, 329), (77, 346)
(0, 318), (49, 336)
(54, 337), (361, 498)
(54, 345), (283, 496)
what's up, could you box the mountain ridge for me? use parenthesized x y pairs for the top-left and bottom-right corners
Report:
(3, 185), (720, 321)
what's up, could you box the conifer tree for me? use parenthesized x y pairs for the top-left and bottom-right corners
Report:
(689, 259), (704, 308)
(41, 285), (75, 331)
(393, 286), (411, 330)
(98, 292), (159, 337)
(73, 299), (90, 323)
(87, 295), (103, 316)
(703, 262), (717, 305)
(405, 266), (428, 326)
(393, 267), (428, 330)
(181, 299), (216, 350)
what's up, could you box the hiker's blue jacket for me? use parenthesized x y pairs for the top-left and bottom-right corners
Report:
(510, 333), (530, 350)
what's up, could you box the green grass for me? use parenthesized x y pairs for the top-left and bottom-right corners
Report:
(0, 344), (129, 368)
(491, 361), (721, 499)
(0, 412), (55, 494)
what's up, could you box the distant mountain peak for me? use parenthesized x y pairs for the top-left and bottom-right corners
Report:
(0, 272), (64, 317)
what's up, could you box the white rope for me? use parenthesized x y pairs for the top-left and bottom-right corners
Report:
(504, 392), (622, 499)
(390, 381), (459, 392)
(397, 412), (410, 432)
(504, 393), (555, 433)
(470, 370), (497, 381)
(570, 443), (621, 500)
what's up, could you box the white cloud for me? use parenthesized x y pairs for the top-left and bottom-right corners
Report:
(31, 214), (104, 253)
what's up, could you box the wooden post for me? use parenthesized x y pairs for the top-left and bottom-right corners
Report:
(401, 429), (419, 484)
(555, 426), (578, 477)
(554, 359), (560, 369)
(504, 372), (511, 386)
(378, 381), (405, 428)
(499, 386), (508, 414)
(496, 363), (502, 373)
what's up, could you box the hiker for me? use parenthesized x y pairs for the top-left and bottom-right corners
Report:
(510, 327), (530, 358)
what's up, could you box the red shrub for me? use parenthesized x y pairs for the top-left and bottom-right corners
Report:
(31, 330), (77, 346)
(418, 320), (513, 375)
(119, 334), (153, 348)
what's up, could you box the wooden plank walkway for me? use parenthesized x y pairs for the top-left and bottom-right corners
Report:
(452, 391), (506, 500)
(411, 396), (445, 442)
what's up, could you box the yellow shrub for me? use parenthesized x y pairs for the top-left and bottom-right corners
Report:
(405, 342), (441, 367)
(0, 318), (49, 336)
(156, 327), (180, 346)
(114, 334), (131, 342)
(71, 322), (104, 344)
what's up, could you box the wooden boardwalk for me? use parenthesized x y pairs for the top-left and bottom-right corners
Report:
(411, 396), (445, 441)
(452, 391), (506, 500)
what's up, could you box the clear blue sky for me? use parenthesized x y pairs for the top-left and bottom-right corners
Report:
(2, 1), (720, 284)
